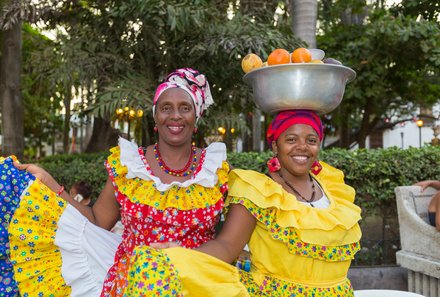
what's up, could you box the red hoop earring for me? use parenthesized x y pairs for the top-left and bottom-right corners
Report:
(267, 155), (281, 172)
(154, 126), (158, 132)
(193, 127), (198, 134)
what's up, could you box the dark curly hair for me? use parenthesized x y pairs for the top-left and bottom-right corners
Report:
(71, 181), (92, 199)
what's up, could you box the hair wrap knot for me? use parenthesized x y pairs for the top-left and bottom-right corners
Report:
(153, 68), (214, 121)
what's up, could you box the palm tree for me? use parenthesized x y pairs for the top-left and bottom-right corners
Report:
(0, 1), (23, 158)
(0, 0), (56, 157)
(288, 0), (318, 48)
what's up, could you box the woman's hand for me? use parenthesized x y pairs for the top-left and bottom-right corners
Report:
(13, 162), (60, 193)
(150, 242), (181, 249)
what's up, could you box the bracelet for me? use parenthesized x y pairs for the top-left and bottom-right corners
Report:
(57, 185), (65, 196)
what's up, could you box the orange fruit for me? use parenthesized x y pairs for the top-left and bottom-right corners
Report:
(241, 53), (263, 73)
(267, 49), (291, 65)
(291, 48), (312, 63)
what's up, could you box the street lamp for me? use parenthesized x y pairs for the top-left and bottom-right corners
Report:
(218, 127), (226, 135)
(416, 119), (424, 148)
(116, 106), (144, 140)
(400, 132), (404, 149)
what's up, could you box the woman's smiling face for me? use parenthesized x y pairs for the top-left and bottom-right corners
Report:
(154, 88), (196, 146)
(273, 124), (320, 177)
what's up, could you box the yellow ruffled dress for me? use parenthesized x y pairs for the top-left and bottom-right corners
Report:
(227, 162), (362, 297)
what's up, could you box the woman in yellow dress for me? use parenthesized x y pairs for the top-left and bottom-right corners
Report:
(224, 109), (362, 296)
(152, 109), (362, 296)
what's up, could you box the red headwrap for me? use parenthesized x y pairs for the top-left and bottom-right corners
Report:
(266, 110), (324, 145)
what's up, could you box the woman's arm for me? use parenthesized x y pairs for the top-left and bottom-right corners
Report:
(414, 180), (440, 191)
(196, 204), (256, 263)
(14, 162), (120, 230)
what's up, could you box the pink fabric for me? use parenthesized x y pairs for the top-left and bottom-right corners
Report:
(153, 68), (214, 121)
(266, 110), (324, 145)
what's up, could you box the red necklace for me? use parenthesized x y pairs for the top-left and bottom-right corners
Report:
(154, 143), (197, 177)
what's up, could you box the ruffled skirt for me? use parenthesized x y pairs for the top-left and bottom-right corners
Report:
(1, 157), (249, 297)
(0, 157), (121, 296)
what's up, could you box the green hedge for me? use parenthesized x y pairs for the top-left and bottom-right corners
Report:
(37, 152), (110, 199)
(36, 146), (440, 265)
(38, 146), (440, 216)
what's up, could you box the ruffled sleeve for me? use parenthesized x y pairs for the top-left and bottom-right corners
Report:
(105, 140), (229, 226)
(226, 162), (361, 261)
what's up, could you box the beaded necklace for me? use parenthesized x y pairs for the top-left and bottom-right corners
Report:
(154, 143), (197, 177)
(278, 171), (316, 205)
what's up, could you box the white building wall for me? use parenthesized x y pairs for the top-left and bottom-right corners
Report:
(382, 122), (437, 149)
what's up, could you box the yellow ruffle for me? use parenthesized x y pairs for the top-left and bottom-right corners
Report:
(9, 179), (71, 296)
(107, 146), (229, 211)
(239, 271), (354, 297)
(227, 162), (362, 246)
(0, 155), (18, 164)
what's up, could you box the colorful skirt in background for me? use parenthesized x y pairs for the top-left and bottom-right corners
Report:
(0, 156), (121, 297)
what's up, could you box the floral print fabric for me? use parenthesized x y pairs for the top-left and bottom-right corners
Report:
(101, 146), (229, 296)
(239, 271), (354, 297)
(0, 156), (33, 297)
(228, 197), (360, 262)
(0, 156), (71, 296)
(226, 165), (361, 297)
(125, 246), (183, 297)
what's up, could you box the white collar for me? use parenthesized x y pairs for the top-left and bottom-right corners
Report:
(118, 137), (227, 191)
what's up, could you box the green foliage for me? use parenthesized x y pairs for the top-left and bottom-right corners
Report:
(317, 1), (440, 147)
(231, 146), (440, 217)
(228, 151), (272, 172)
(36, 145), (440, 265)
(320, 146), (440, 214)
(22, 24), (64, 157)
(37, 151), (110, 200)
(30, 0), (301, 146)
(39, 146), (440, 216)
(391, 0), (440, 21)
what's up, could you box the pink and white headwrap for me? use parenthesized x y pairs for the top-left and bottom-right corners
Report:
(152, 68), (214, 121)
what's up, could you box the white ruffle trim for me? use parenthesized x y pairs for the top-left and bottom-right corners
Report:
(55, 205), (122, 297)
(118, 137), (227, 191)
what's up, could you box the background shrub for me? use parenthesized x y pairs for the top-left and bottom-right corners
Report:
(36, 145), (440, 265)
(37, 152), (110, 199)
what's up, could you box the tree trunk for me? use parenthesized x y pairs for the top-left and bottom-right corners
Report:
(337, 106), (351, 148)
(85, 116), (119, 152)
(288, 0), (318, 48)
(357, 102), (374, 148)
(252, 108), (262, 151)
(62, 84), (72, 153)
(1, 21), (24, 158)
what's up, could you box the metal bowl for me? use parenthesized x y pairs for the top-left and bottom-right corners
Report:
(243, 63), (356, 114)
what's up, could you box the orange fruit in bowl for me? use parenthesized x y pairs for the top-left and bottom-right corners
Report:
(241, 53), (263, 73)
(267, 49), (291, 65)
(291, 48), (312, 63)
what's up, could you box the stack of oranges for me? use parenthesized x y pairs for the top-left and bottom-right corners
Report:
(241, 48), (324, 74)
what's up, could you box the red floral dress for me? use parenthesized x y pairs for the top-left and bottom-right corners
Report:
(100, 138), (228, 296)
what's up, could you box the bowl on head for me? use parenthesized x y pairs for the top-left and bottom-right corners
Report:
(243, 63), (356, 114)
